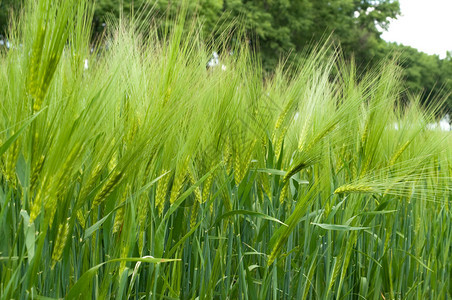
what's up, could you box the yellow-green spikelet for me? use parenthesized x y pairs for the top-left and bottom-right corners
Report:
(45, 193), (59, 227)
(55, 144), (82, 194)
(29, 187), (43, 223)
(138, 193), (149, 228)
(234, 142), (253, 187)
(202, 174), (213, 204)
(92, 170), (123, 208)
(76, 209), (86, 229)
(30, 155), (45, 191)
(113, 206), (125, 234)
(29, 22), (46, 112)
(5, 141), (19, 186)
(119, 243), (129, 275)
(261, 174), (271, 198)
(80, 163), (103, 199)
(275, 103), (290, 130)
(361, 119), (369, 147)
(52, 220), (70, 266)
(190, 201), (199, 229)
(189, 170), (202, 203)
(170, 162), (188, 204)
(108, 152), (118, 173)
(155, 170), (170, 215)
(275, 126), (288, 158)
(334, 184), (374, 194)
(279, 183), (288, 204)
(326, 253), (343, 295)
(389, 141), (410, 166)
(114, 187), (128, 234)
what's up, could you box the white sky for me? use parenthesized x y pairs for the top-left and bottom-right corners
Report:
(381, 0), (452, 58)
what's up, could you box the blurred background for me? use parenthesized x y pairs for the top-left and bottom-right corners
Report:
(1, 0), (451, 117)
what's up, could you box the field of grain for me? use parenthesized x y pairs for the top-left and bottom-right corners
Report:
(0, 1), (451, 299)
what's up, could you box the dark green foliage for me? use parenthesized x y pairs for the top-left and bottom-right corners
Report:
(0, 0), (21, 35)
(68, 0), (402, 70)
(386, 43), (452, 113)
(0, 0), (451, 112)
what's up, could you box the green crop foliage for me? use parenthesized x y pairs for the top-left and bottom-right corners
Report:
(0, 1), (451, 299)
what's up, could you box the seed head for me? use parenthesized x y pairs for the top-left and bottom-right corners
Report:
(113, 206), (125, 234)
(155, 170), (170, 215)
(389, 141), (410, 166)
(29, 188), (43, 223)
(52, 220), (70, 266)
(334, 184), (374, 194)
(76, 209), (86, 229)
(170, 161), (188, 204)
(190, 201), (199, 229)
(92, 170), (123, 208)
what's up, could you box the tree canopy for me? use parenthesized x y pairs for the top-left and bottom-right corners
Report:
(1, 0), (451, 113)
(91, 0), (401, 70)
(0, 0), (21, 35)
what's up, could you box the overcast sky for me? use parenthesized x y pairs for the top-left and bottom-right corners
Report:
(381, 0), (452, 58)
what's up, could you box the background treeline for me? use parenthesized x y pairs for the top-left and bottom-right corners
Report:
(1, 0), (451, 113)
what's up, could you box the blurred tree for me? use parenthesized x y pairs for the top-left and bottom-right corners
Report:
(204, 0), (401, 70)
(87, 0), (400, 70)
(212, 0), (314, 69)
(93, 0), (148, 36)
(1, 0), (450, 113)
(0, 0), (21, 36)
(386, 43), (452, 113)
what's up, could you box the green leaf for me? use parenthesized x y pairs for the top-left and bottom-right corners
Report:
(256, 168), (286, 176)
(212, 210), (287, 228)
(33, 296), (59, 300)
(66, 257), (179, 299)
(20, 210), (35, 261)
(0, 111), (42, 157)
(154, 163), (221, 258)
(396, 249), (433, 272)
(311, 223), (371, 231)
(83, 203), (124, 240)
(15, 154), (27, 188)
(167, 220), (201, 258)
(359, 210), (397, 216)
(256, 168), (309, 184)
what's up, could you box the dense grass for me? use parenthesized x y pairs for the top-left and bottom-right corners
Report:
(0, 1), (451, 299)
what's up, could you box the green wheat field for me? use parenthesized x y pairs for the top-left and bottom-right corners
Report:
(0, 1), (451, 299)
